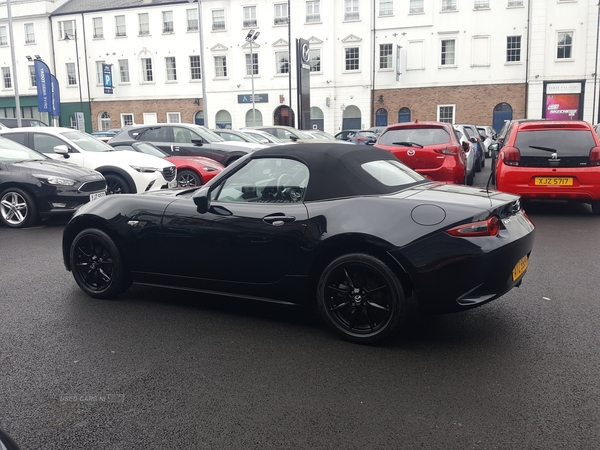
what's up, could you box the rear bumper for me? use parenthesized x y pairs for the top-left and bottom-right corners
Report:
(410, 160), (464, 185)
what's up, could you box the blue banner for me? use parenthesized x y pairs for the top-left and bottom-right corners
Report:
(50, 74), (61, 117)
(34, 59), (51, 113)
(102, 63), (113, 94)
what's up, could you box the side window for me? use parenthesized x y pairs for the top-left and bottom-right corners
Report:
(173, 126), (195, 143)
(213, 158), (309, 203)
(141, 127), (170, 142)
(113, 145), (135, 151)
(33, 133), (69, 154)
(3, 132), (27, 146)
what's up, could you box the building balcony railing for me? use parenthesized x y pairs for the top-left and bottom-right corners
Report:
(344, 11), (359, 21)
(243, 19), (257, 28)
(212, 22), (225, 31)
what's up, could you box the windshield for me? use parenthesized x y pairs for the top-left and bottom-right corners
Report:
(62, 131), (116, 152)
(188, 125), (226, 143)
(378, 127), (451, 146)
(135, 143), (169, 157)
(361, 159), (425, 186)
(0, 136), (47, 161)
(515, 129), (596, 157)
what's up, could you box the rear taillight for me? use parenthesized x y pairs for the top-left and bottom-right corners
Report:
(590, 147), (600, 166)
(435, 145), (459, 156)
(357, 137), (367, 142)
(501, 146), (520, 166)
(446, 216), (501, 237)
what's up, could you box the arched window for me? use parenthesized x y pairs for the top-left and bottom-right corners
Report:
(98, 112), (111, 131)
(245, 109), (263, 127)
(274, 105), (295, 126)
(215, 110), (232, 129)
(310, 107), (324, 130)
(398, 107), (411, 123)
(194, 111), (204, 126)
(375, 108), (388, 126)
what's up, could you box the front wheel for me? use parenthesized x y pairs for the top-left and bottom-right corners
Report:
(0, 187), (38, 228)
(317, 254), (406, 344)
(70, 228), (131, 299)
(177, 169), (202, 187)
(104, 174), (131, 195)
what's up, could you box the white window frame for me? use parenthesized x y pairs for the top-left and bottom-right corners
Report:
(309, 48), (321, 73)
(507, 0), (523, 7)
(344, 46), (360, 72)
(92, 17), (103, 39)
(95, 60), (105, 85)
(344, 0), (360, 21)
(441, 0), (457, 11)
(118, 59), (130, 83)
(187, 9), (199, 31)
(379, 0), (393, 16)
(379, 43), (393, 70)
(115, 15), (126, 37)
(165, 56), (177, 82)
(243, 6), (257, 28)
(66, 63), (77, 86)
(24, 23), (35, 44)
(2, 67), (12, 90)
(212, 10), (226, 31)
(190, 55), (202, 80)
(440, 38), (457, 67)
(28, 65), (37, 88)
(556, 30), (574, 61)
(141, 58), (154, 83)
(214, 55), (228, 78)
(409, 0), (424, 13)
(275, 51), (289, 75)
(274, 3), (289, 25)
(120, 113), (134, 127)
(0, 27), (7, 46)
(437, 104), (455, 123)
(245, 53), (260, 77)
(506, 35), (521, 63)
(59, 21), (75, 40)
(306, 1), (321, 23)
(139, 13), (150, 36)
(167, 112), (181, 123)
(163, 11), (174, 33)
(474, 0), (489, 9)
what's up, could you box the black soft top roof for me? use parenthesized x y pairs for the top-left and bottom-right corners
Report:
(249, 142), (422, 201)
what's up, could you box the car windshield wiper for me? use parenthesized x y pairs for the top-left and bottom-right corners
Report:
(528, 145), (557, 153)
(391, 141), (424, 148)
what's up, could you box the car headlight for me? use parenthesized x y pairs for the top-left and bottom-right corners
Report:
(130, 165), (159, 173)
(203, 167), (218, 171)
(33, 175), (77, 186)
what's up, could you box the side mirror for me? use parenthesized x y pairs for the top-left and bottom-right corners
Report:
(192, 185), (211, 213)
(462, 141), (470, 152)
(191, 139), (204, 146)
(469, 137), (477, 144)
(54, 144), (70, 158)
(289, 135), (298, 141)
(488, 143), (499, 152)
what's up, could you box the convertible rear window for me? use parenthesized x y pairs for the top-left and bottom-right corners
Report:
(378, 127), (451, 146)
(515, 129), (596, 157)
(361, 159), (424, 186)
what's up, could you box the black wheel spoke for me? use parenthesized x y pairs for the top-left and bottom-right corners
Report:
(366, 300), (390, 312)
(328, 285), (348, 295)
(365, 284), (387, 296)
(343, 269), (355, 290)
(348, 308), (359, 330)
(330, 301), (350, 311)
(363, 308), (375, 331)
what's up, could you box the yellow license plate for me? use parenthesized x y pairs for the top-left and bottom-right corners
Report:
(512, 255), (528, 281)
(534, 177), (573, 186)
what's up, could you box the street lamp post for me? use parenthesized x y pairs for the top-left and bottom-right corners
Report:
(245, 30), (260, 125)
(188, 0), (208, 128)
(64, 31), (83, 115)
(593, 2), (600, 125)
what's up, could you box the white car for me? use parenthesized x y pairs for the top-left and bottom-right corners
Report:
(453, 125), (476, 186)
(0, 127), (177, 194)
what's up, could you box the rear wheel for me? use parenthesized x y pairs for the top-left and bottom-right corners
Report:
(317, 253), (405, 344)
(465, 169), (474, 186)
(591, 202), (600, 215)
(105, 174), (131, 195)
(70, 228), (131, 299)
(475, 155), (482, 173)
(177, 169), (202, 187)
(0, 187), (38, 228)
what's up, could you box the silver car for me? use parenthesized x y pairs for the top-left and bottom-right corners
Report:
(453, 125), (476, 186)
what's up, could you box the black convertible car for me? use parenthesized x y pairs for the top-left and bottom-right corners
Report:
(62, 143), (535, 343)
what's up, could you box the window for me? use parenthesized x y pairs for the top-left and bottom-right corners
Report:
(345, 47), (360, 71)
(121, 113), (134, 127)
(441, 39), (456, 66)
(380, 0), (393, 16)
(187, 9), (198, 31)
(115, 15), (126, 37)
(379, 44), (393, 69)
(163, 11), (174, 33)
(118, 59), (130, 83)
(442, 0), (457, 11)
(275, 51), (289, 74)
(33, 134), (67, 154)
(410, 0), (424, 13)
(66, 63), (77, 85)
(309, 49), (321, 72)
(92, 18), (103, 38)
(246, 53), (259, 76)
(243, 6), (257, 28)
(437, 105), (455, 123)
(345, 0), (359, 20)
(306, 1), (320, 22)
(167, 112), (181, 123)
(24, 23), (35, 44)
(165, 57), (177, 81)
(506, 36), (521, 62)
(0, 27), (6, 46)
(274, 3), (289, 25)
(557, 31), (573, 59)
(214, 55), (227, 78)
(190, 55), (202, 80)
(2, 67), (12, 89)
(212, 10), (225, 31)
(29, 65), (36, 88)
(95, 61), (105, 85)
(139, 13), (150, 35)
(507, 0), (523, 6)
(141, 58), (153, 82)
(99, 112), (111, 131)
(59, 20), (75, 40)
(474, 0), (489, 8)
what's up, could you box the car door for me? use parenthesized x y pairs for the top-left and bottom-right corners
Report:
(159, 157), (310, 286)
(137, 126), (173, 154)
(170, 126), (217, 160)
(31, 132), (86, 167)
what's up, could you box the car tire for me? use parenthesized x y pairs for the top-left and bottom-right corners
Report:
(317, 253), (406, 344)
(70, 228), (132, 299)
(591, 202), (600, 215)
(105, 174), (131, 195)
(466, 169), (474, 186)
(177, 169), (202, 187)
(475, 155), (482, 173)
(0, 187), (38, 228)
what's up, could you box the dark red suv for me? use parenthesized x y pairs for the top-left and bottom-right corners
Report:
(492, 120), (600, 214)
(375, 121), (467, 184)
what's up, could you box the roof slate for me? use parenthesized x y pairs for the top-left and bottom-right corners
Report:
(53, 0), (188, 16)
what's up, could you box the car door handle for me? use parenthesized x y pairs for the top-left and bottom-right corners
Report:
(262, 214), (296, 226)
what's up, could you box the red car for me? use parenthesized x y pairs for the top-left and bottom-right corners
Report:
(112, 141), (224, 187)
(375, 121), (468, 184)
(492, 120), (600, 214)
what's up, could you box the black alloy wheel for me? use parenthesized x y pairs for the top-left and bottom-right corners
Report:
(0, 187), (38, 228)
(317, 253), (405, 344)
(70, 228), (131, 299)
(177, 169), (202, 187)
(105, 174), (131, 195)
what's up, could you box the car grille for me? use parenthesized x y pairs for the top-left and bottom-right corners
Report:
(79, 180), (107, 192)
(162, 166), (176, 181)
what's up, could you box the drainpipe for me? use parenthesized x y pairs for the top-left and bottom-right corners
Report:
(371, 0), (376, 128)
(524, 0), (532, 118)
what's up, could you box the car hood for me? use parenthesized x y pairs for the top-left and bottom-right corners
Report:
(6, 159), (103, 179)
(210, 141), (267, 151)
(166, 155), (225, 169)
(83, 150), (175, 168)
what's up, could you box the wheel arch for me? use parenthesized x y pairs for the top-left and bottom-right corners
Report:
(94, 166), (137, 193)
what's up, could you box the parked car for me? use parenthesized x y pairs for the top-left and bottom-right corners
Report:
(453, 125), (476, 185)
(347, 130), (378, 145)
(455, 124), (485, 171)
(334, 129), (360, 141)
(211, 129), (266, 145)
(0, 135), (106, 228)
(491, 119), (600, 214)
(109, 123), (265, 166)
(0, 127), (177, 195)
(0, 118), (48, 128)
(250, 125), (315, 142)
(303, 130), (337, 141)
(375, 121), (468, 185)
(477, 125), (497, 158)
(368, 126), (386, 137)
(62, 143), (535, 344)
(91, 129), (121, 143)
(238, 128), (286, 145)
(112, 141), (224, 187)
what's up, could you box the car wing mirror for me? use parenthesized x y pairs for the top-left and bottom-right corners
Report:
(462, 141), (470, 152)
(54, 144), (70, 158)
(193, 185), (211, 213)
(488, 143), (499, 152)
(191, 139), (204, 146)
